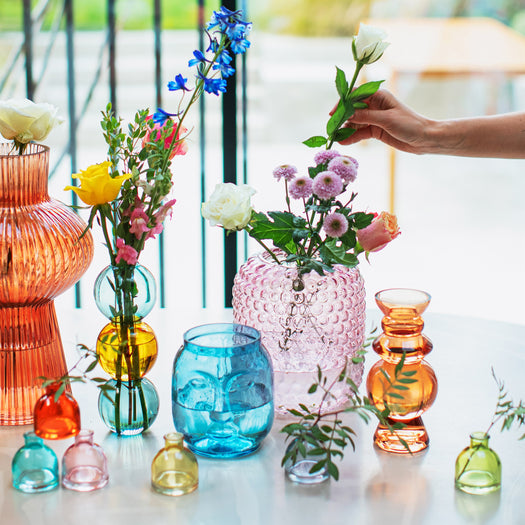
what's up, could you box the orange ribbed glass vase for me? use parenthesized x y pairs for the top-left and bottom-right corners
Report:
(0, 143), (94, 425)
(366, 288), (437, 454)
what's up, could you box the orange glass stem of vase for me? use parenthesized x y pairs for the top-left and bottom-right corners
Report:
(0, 144), (93, 425)
(366, 289), (438, 454)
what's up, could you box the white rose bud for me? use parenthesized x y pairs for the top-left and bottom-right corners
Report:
(201, 183), (256, 231)
(0, 98), (64, 144)
(352, 24), (389, 65)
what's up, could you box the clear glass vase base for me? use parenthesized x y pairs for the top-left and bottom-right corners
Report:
(286, 458), (329, 484)
(152, 472), (198, 496)
(62, 466), (109, 492)
(14, 470), (58, 493)
(455, 472), (501, 495)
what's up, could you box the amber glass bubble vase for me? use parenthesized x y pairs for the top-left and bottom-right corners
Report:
(0, 144), (94, 426)
(366, 289), (437, 454)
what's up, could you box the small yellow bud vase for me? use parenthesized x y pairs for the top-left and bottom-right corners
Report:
(455, 432), (501, 495)
(366, 288), (437, 454)
(151, 432), (198, 496)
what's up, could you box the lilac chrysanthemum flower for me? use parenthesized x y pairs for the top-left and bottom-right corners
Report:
(328, 156), (358, 183)
(273, 164), (297, 182)
(323, 212), (349, 238)
(314, 149), (341, 166)
(312, 170), (343, 199)
(289, 175), (313, 199)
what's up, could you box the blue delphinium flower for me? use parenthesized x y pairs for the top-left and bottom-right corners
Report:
(188, 50), (208, 68)
(152, 108), (178, 125)
(198, 72), (227, 96)
(213, 50), (235, 78)
(167, 74), (190, 92)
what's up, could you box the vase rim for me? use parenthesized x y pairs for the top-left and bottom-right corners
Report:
(470, 431), (490, 441)
(375, 288), (431, 308)
(183, 322), (261, 348)
(0, 142), (49, 157)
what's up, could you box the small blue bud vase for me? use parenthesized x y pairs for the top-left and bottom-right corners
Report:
(172, 323), (274, 458)
(98, 378), (159, 436)
(12, 431), (59, 493)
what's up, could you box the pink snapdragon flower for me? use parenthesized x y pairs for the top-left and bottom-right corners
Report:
(154, 198), (176, 223)
(357, 212), (400, 252)
(312, 170), (343, 199)
(323, 212), (349, 238)
(273, 164), (297, 181)
(289, 175), (313, 199)
(115, 238), (139, 265)
(328, 156), (358, 183)
(129, 208), (150, 239)
(143, 116), (188, 159)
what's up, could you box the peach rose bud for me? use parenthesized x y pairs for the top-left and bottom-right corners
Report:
(357, 211), (400, 252)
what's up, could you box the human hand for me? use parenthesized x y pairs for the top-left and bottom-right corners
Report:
(335, 90), (434, 154)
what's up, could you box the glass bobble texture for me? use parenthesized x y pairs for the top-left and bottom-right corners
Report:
(151, 432), (198, 496)
(284, 438), (329, 485)
(12, 431), (59, 493)
(33, 382), (81, 440)
(232, 251), (366, 415)
(455, 432), (502, 495)
(366, 289), (437, 454)
(98, 378), (159, 436)
(172, 323), (274, 458)
(62, 429), (109, 492)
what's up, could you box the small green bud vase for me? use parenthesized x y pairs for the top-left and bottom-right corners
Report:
(455, 432), (501, 495)
(151, 432), (198, 496)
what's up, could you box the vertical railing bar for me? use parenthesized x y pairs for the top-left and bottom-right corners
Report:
(107, 0), (117, 113)
(198, 0), (207, 308)
(64, 0), (81, 307)
(153, 0), (166, 308)
(221, 0), (238, 308)
(23, 0), (34, 99)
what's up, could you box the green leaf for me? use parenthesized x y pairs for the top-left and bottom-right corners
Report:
(332, 127), (356, 142)
(309, 460), (327, 474)
(352, 212), (375, 230)
(303, 135), (327, 148)
(348, 80), (384, 102)
(327, 461), (339, 481)
(335, 67), (348, 98)
(319, 240), (358, 267)
(353, 101), (368, 109)
(326, 101), (345, 136)
(249, 211), (306, 251)
(308, 384), (318, 394)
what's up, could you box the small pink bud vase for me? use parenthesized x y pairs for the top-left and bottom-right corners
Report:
(232, 251), (366, 415)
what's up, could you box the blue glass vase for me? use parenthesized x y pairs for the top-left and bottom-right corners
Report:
(98, 378), (159, 436)
(12, 431), (59, 493)
(172, 323), (274, 458)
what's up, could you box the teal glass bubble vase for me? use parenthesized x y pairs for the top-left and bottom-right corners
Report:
(12, 431), (59, 493)
(455, 432), (501, 495)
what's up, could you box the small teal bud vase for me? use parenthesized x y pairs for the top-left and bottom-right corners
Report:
(62, 429), (109, 492)
(172, 323), (274, 458)
(93, 263), (159, 436)
(151, 432), (198, 496)
(12, 431), (59, 493)
(455, 432), (501, 495)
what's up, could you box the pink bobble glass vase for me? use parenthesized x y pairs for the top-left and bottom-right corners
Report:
(232, 251), (366, 415)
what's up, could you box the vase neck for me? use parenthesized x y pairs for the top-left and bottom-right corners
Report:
(470, 431), (489, 447)
(0, 144), (49, 205)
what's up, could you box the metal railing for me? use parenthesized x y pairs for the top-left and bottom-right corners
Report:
(0, 0), (248, 308)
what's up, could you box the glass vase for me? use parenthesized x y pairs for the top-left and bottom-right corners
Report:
(12, 431), (59, 493)
(0, 143), (94, 425)
(366, 288), (437, 454)
(284, 438), (330, 485)
(151, 432), (198, 496)
(93, 263), (159, 435)
(455, 432), (501, 495)
(33, 382), (81, 440)
(98, 378), (159, 436)
(172, 323), (274, 458)
(232, 251), (366, 415)
(62, 429), (109, 492)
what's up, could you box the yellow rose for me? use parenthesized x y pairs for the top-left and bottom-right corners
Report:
(64, 161), (131, 206)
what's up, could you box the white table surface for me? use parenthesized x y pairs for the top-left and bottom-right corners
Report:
(1, 305), (524, 525)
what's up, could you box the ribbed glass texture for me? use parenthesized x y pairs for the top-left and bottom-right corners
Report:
(33, 382), (81, 440)
(98, 378), (159, 435)
(62, 429), (109, 492)
(232, 252), (366, 415)
(0, 144), (94, 425)
(12, 431), (59, 493)
(172, 323), (274, 458)
(151, 432), (198, 496)
(455, 432), (501, 495)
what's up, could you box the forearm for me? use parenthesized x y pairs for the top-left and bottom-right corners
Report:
(426, 113), (525, 158)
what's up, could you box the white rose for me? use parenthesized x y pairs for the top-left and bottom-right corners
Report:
(352, 24), (389, 65)
(201, 183), (256, 231)
(0, 98), (64, 144)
